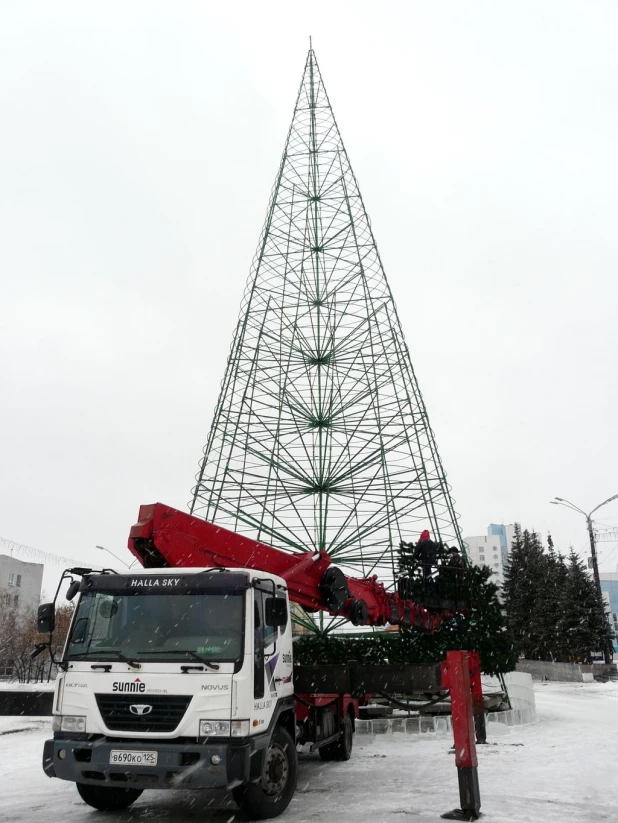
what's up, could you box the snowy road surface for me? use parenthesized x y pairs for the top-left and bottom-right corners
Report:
(1, 682), (616, 823)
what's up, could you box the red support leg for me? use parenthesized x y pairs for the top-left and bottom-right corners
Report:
(440, 650), (481, 821)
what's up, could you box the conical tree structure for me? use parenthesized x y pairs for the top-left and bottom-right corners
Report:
(191, 49), (464, 585)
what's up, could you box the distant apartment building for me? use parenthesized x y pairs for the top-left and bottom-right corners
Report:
(0, 554), (44, 618)
(600, 573), (618, 653)
(463, 523), (515, 589)
(488, 523), (515, 569)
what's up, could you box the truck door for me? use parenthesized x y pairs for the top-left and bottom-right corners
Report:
(253, 588), (277, 700)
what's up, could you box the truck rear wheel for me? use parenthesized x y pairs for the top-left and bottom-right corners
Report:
(319, 713), (353, 762)
(76, 783), (143, 811)
(233, 727), (297, 819)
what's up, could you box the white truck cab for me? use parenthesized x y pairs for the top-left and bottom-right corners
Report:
(42, 567), (298, 818)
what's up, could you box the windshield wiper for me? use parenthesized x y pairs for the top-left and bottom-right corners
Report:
(137, 649), (220, 670)
(183, 650), (220, 670)
(70, 649), (141, 668)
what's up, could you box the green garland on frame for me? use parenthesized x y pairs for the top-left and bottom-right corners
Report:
(294, 550), (517, 676)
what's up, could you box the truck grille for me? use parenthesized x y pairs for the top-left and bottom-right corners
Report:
(95, 694), (192, 733)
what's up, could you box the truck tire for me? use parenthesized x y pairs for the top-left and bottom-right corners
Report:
(319, 713), (353, 762)
(76, 783), (143, 811)
(233, 727), (297, 819)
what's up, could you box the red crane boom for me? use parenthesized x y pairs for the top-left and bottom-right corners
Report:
(127, 502), (482, 817)
(128, 502), (449, 631)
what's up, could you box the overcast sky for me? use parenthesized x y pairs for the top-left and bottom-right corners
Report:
(2, 1), (618, 590)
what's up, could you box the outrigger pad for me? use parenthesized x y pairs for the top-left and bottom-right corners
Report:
(440, 809), (481, 821)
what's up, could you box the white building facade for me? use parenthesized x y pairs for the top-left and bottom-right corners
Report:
(462, 523), (515, 589)
(0, 554), (44, 618)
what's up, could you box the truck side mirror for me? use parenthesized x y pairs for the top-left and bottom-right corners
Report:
(37, 603), (55, 634)
(66, 580), (81, 601)
(265, 598), (287, 628)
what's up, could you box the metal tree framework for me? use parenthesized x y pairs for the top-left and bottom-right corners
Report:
(190, 48), (464, 588)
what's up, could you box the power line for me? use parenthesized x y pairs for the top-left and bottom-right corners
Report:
(599, 545), (618, 568)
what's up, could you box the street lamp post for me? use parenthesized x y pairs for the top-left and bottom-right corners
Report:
(95, 545), (129, 568)
(551, 494), (618, 664)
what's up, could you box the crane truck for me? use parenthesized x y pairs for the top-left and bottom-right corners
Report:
(34, 503), (483, 820)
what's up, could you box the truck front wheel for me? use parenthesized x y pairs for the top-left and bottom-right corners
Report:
(76, 783), (143, 811)
(233, 727), (298, 819)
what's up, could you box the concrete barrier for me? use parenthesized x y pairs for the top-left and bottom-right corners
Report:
(0, 691), (53, 716)
(516, 660), (617, 683)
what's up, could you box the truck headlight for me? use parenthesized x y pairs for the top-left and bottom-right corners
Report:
(200, 720), (230, 737)
(199, 720), (250, 738)
(52, 715), (86, 733)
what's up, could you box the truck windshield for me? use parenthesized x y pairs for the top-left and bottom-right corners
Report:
(66, 591), (244, 664)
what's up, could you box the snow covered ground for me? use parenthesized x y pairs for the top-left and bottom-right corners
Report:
(0, 681), (616, 823)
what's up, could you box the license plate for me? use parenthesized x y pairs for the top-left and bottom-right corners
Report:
(109, 750), (158, 766)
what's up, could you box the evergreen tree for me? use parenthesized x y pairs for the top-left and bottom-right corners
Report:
(561, 550), (612, 663)
(503, 526), (548, 659)
(396, 537), (516, 672)
(503, 526), (612, 663)
(534, 546), (568, 661)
